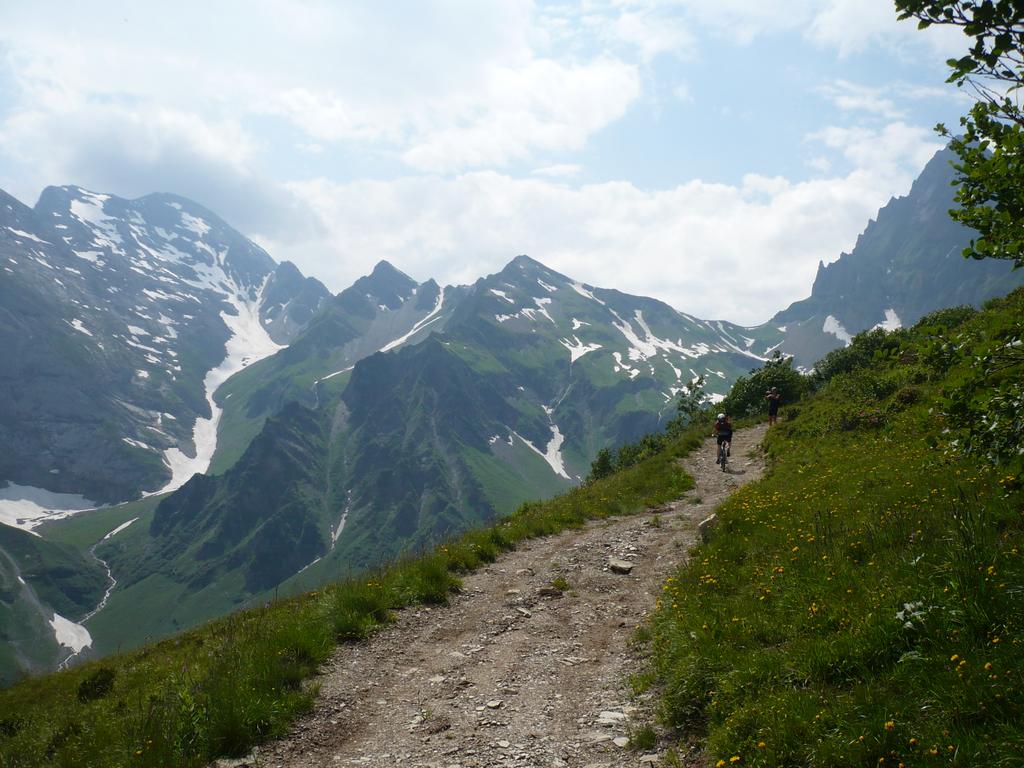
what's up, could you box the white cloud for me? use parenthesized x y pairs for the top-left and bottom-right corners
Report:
(0, 96), (319, 240)
(568, 0), (966, 58)
(807, 0), (966, 57)
(807, 155), (833, 173)
(268, 122), (941, 325)
(808, 122), (943, 180)
(605, 8), (697, 61)
(400, 57), (641, 173)
(0, 1), (640, 178)
(817, 80), (906, 120)
(532, 164), (583, 178)
(0, 0), (967, 328)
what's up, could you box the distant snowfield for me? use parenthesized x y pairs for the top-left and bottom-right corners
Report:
(380, 286), (446, 352)
(559, 335), (601, 363)
(823, 314), (853, 345)
(157, 279), (284, 494)
(318, 286), (448, 383)
(0, 483), (97, 532)
(874, 308), (902, 332)
(50, 611), (92, 654)
(509, 405), (571, 481)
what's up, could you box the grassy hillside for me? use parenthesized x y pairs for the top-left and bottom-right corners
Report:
(646, 290), (1024, 765)
(0, 423), (699, 767)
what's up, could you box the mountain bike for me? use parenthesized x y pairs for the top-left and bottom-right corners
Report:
(716, 437), (730, 471)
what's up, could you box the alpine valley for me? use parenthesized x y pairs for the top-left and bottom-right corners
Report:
(1, 147), (1020, 684)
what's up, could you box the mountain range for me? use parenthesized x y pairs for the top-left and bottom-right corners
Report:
(0, 185), (329, 508)
(1, 146), (1021, 683)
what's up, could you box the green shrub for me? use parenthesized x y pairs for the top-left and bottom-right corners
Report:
(720, 352), (810, 418)
(76, 667), (115, 703)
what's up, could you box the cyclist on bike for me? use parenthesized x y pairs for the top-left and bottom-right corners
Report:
(713, 412), (733, 464)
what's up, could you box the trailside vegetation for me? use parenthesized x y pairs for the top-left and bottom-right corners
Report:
(0, 421), (704, 767)
(588, 376), (709, 482)
(647, 288), (1024, 766)
(718, 351), (810, 419)
(896, 0), (1024, 267)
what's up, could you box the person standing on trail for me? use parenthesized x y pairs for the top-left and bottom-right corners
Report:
(765, 386), (781, 426)
(713, 413), (733, 463)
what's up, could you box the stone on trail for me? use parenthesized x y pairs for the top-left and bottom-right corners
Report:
(597, 710), (627, 725)
(613, 736), (630, 747)
(698, 513), (719, 543)
(608, 558), (634, 574)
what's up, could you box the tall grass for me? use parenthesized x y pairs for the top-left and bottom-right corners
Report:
(0, 425), (701, 768)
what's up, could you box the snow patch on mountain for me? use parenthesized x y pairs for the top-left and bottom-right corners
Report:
(559, 336), (601, 363)
(530, 297), (555, 324)
(6, 227), (50, 244)
(874, 308), (902, 331)
(66, 318), (94, 337)
(50, 612), (91, 653)
(823, 314), (853, 346)
(512, 408), (570, 480)
(570, 282), (605, 305)
(612, 351), (640, 379)
(0, 483), (97, 532)
(102, 517), (139, 540)
(380, 286), (446, 352)
(157, 278), (284, 494)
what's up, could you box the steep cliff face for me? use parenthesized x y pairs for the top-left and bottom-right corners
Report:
(774, 148), (1024, 366)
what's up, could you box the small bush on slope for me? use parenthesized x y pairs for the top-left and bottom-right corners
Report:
(719, 352), (810, 419)
(0, 424), (702, 768)
(648, 289), (1024, 766)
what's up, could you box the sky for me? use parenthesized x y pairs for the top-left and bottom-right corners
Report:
(0, 0), (974, 324)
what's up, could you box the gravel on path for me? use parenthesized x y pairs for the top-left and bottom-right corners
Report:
(232, 424), (768, 768)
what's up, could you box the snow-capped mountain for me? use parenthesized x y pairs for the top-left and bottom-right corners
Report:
(72, 254), (786, 656)
(6, 147), (1023, 682)
(0, 185), (329, 510)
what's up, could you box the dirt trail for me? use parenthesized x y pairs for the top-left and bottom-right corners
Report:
(245, 424), (768, 768)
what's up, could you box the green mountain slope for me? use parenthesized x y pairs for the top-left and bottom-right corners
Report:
(0, 526), (107, 686)
(207, 263), (453, 474)
(72, 254), (783, 655)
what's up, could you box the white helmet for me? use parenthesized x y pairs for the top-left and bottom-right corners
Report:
(717, 413), (725, 420)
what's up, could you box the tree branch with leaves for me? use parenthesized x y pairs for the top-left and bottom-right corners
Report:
(896, 0), (1024, 267)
